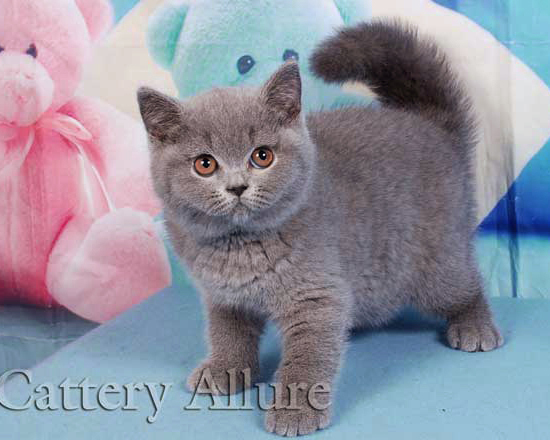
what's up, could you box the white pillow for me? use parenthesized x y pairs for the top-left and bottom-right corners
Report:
(370, 0), (550, 223)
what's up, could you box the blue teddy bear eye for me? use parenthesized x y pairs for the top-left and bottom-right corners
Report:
(237, 55), (255, 75)
(283, 49), (299, 62)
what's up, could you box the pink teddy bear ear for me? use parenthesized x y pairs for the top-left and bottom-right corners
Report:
(74, 0), (114, 42)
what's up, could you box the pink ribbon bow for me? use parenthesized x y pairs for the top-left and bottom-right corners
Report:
(0, 113), (115, 214)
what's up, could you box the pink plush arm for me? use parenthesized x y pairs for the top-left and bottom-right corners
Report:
(59, 96), (161, 217)
(46, 207), (171, 323)
(0, 140), (7, 170)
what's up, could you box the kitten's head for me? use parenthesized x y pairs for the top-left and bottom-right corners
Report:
(137, 62), (315, 238)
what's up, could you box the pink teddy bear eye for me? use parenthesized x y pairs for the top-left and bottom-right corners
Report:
(26, 44), (37, 58)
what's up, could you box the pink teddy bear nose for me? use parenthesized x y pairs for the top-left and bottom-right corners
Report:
(0, 51), (54, 126)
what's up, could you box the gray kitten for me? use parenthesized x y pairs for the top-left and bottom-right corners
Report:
(138, 21), (503, 437)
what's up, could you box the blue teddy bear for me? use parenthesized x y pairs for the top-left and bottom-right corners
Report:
(147, 0), (372, 110)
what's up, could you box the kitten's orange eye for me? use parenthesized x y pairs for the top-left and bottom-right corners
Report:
(194, 155), (218, 176)
(250, 147), (274, 169)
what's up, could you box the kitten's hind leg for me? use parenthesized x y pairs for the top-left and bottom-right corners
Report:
(416, 268), (503, 352)
(445, 291), (504, 352)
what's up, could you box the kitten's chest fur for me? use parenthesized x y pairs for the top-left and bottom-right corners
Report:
(168, 220), (294, 308)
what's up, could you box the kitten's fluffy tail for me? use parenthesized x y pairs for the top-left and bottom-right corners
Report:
(310, 20), (475, 146)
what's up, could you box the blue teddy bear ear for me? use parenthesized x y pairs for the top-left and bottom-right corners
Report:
(333, 0), (371, 25)
(147, 1), (189, 69)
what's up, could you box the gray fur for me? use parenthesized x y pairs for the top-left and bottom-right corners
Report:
(137, 20), (503, 437)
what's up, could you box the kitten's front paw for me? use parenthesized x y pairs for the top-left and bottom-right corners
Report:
(264, 381), (332, 437)
(447, 320), (504, 352)
(265, 405), (331, 437)
(186, 359), (256, 395)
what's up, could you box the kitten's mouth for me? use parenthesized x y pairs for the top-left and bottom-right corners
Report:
(228, 202), (252, 224)
(233, 201), (251, 213)
(213, 196), (268, 223)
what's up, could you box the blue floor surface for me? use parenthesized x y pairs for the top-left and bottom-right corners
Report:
(0, 284), (548, 439)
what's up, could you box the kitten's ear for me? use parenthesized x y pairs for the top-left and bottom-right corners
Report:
(137, 87), (187, 145)
(260, 62), (302, 125)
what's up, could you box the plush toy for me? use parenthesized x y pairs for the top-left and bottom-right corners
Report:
(0, 0), (171, 323)
(146, 0), (372, 110)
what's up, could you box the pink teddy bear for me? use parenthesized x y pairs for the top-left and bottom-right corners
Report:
(0, 0), (172, 322)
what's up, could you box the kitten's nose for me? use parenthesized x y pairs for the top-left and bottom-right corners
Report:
(227, 185), (248, 197)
